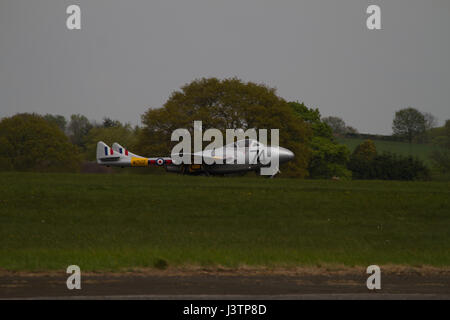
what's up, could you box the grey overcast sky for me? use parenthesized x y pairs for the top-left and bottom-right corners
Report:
(0, 0), (449, 134)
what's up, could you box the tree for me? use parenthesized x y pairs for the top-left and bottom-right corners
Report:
(43, 114), (67, 132)
(289, 102), (351, 178)
(102, 117), (122, 128)
(416, 112), (438, 143)
(0, 113), (81, 172)
(289, 102), (332, 138)
(138, 78), (312, 177)
(424, 112), (438, 131)
(347, 140), (377, 179)
(346, 126), (358, 134)
(322, 116), (347, 135)
(392, 107), (426, 143)
(353, 140), (377, 161)
(308, 136), (351, 178)
(67, 114), (93, 150)
(322, 116), (357, 136)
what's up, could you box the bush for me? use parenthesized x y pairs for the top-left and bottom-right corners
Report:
(308, 136), (351, 179)
(289, 102), (351, 179)
(372, 153), (429, 180)
(348, 140), (429, 180)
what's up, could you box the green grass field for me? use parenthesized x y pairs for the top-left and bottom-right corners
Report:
(0, 172), (449, 271)
(337, 137), (438, 165)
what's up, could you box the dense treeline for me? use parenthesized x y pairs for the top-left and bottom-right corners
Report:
(344, 132), (405, 142)
(0, 78), (448, 179)
(348, 140), (430, 180)
(0, 113), (138, 172)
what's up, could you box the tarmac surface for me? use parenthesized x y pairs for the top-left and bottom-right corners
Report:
(1, 268), (449, 300)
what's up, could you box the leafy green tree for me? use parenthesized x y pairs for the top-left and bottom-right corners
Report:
(415, 112), (438, 143)
(67, 114), (93, 150)
(392, 107), (426, 143)
(43, 114), (67, 132)
(424, 112), (438, 131)
(289, 102), (332, 138)
(346, 126), (358, 134)
(0, 113), (81, 172)
(289, 101), (351, 178)
(102, 117), (122, 128)
(308, 136), (351, 178)
(322, 116), (347, 136)
(353, 140), (377, 161)
(322, 116), (358, 136)
(138, 78), (311, 177)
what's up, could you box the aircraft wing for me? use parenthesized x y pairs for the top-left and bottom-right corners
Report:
(170, 151), (235, 165)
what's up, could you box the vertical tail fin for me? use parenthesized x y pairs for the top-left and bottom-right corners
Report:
(112, 142), (144, 158)
(96, 141), (120, 163)
(97, 141), (150, 167)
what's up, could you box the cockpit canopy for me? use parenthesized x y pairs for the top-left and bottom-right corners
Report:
(231, 139), (262, 148)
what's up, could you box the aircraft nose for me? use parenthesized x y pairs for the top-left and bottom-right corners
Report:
(278, 147), (295, 163)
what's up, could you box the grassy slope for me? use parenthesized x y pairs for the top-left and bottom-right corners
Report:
(0, 172), (449, 271)
(337, 137), (438, 166)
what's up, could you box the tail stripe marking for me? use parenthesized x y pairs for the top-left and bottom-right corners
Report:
(104, 146), (108, 156)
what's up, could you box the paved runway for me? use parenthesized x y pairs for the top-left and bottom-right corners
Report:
(1, 269), (449, 300)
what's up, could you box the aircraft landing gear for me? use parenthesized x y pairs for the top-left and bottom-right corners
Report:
(269, 166), (281, 179)
(202, 165), (211, 177)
